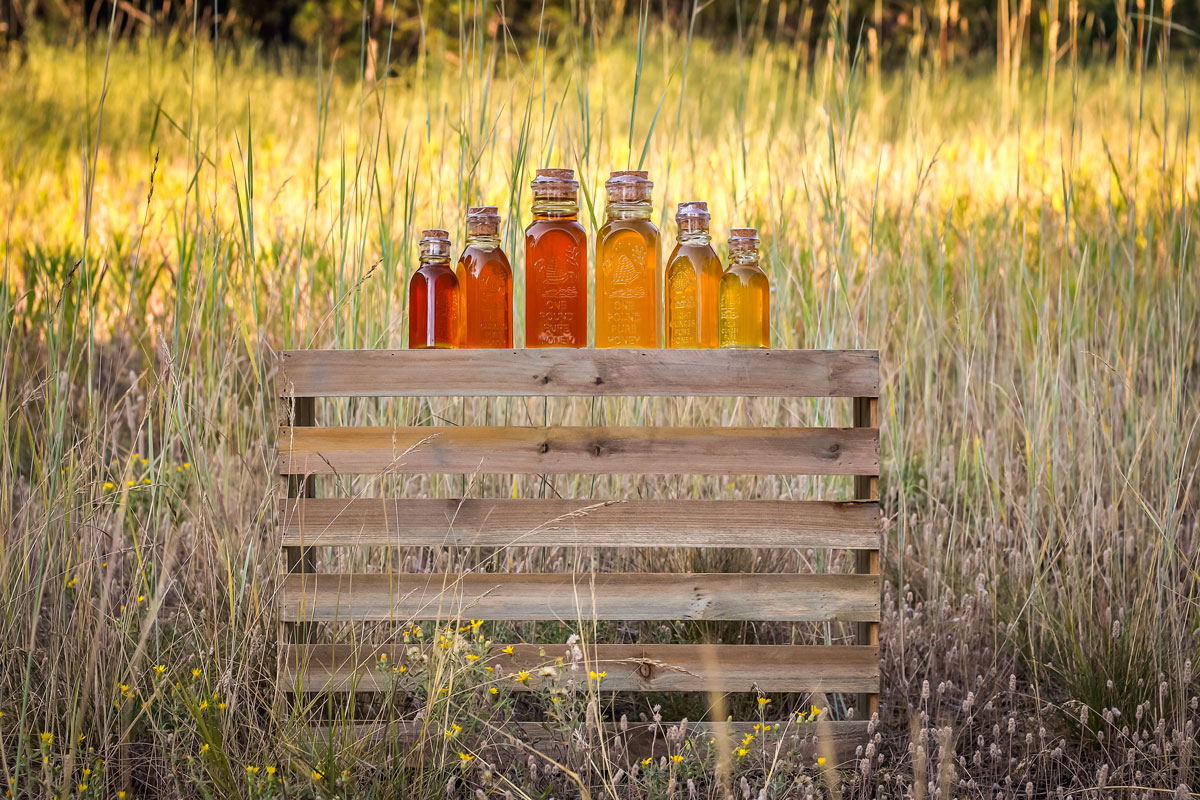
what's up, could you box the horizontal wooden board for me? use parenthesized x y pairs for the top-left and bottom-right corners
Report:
(278, 498), (883, 549)
(298, 719), (869, 765)
(277, 426), (879, 476)
(278, 349), (880, 398)
(281, 642), (880, 693)
(278, 572), (880, 623)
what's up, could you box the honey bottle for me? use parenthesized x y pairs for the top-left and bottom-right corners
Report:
(456, 206), (513, 348)
(718, 227), (770, 349)
(595, 170), (660, 348)
(408, 228), (459, 349)
(524, 168), (587, 348)
(665, 201), (721, 348)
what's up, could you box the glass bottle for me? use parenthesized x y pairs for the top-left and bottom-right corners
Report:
(456, 206), (513, 348)
(408, 228), (459, 349)
(524, 168), (587, 348)
(665, 201), (722, 348)
(719, 227), (770, 349)
(595, 170), (660, 348)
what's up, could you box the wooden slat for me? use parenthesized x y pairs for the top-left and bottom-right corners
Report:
(278, 572), (880, 623)
(281, 643), (879, 693)
(277, 426), (879, 476)
(278, 349), (880, 398)
(279, 498), (883, 549)
(300, 719), (869, 765)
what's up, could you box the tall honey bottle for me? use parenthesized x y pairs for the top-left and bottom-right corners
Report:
(408, 228), (459, 349)
(456, 206), (513, 348)
(665, 201), (721, 348)
(524, 168), (587, 348)
(595, 170), (660, 348)
(718, 227), (770, 349)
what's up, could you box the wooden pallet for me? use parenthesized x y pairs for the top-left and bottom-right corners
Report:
(276, 349), (881, 763)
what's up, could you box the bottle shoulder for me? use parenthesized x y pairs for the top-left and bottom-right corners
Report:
(667, 243), (722, 275)
(722, 263), (770, 287)
(458, 246), (512, 277)
(526, 218), (587, 238)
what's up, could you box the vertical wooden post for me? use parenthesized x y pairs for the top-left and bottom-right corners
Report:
(853, 395), (880, 721)
(284, 395), (317, 643)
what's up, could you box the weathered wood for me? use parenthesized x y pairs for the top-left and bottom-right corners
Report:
(278, 349), (880, 398)
(283, 396), (317, 645)
(300, 719), (869, 765)
(853, 395), (882, 720)
(277, 425), (880, 476)
(278, 572), (881, 623)
(281, 642), (880, 693)
(279, 498), (883, 549)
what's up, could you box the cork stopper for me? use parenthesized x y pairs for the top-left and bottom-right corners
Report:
(676, 200), (711, 233)
(419, 228), (451, 258)
(531, 167), (578, 200)
(605, 170), (653, 203)
(466, 206), (500, 236)
(729, 227), (759, 253)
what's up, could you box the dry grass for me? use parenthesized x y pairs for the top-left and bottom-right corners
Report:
(0, 5), (1197, 798)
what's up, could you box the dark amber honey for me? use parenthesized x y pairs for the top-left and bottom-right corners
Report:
(408, 228), (460, 349)
(456, 206), (513, 348)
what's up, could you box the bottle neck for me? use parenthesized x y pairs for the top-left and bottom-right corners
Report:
(730, 250), (760, 267)
(419, 254), (451, 268)
(679, 229), (712, 245)
(606, 200), (652, 221)
(532, 198), (579, 219)
(465, 233), (501, 250)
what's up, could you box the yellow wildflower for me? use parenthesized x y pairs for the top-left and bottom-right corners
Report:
(40, 732), (52, 745)
(245, 766), (259, 774)
(465, 654), (480, 662)
(817, 756), (826, 766)
(136, 595), (145, 604)
(588, 670), (607, 682)
(312, 770), (323, 780)
(153, 665), (166, 676)
(737, 747), (749, 757)
(265, 766), (276, 776)
(66, 576), (78, 588)
(103, 482), (115, 490)
(445, 723), (462, 738)
(78, 785), (88, 792)
(514, 671), (530, 684)
(489, 687), (498, 695)
(458, 752), (475, 763)
(217, 702), (227, 711)
(192, 668), (201, 678)
(756, 696), (771, 706)
(670, 754), (684, 763)
(200, 744), (209, 754)
(641, 757), (652, 766)
(501, 645), (514, 655)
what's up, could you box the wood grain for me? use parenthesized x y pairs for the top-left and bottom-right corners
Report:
(278, 349), (880, 398)
(278, 572), (881, 623)
(277, 425), (879, 476)
(281, 642), (880, 693)
(278, 498), (883, 549)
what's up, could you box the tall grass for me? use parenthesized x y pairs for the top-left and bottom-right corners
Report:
(1, 4), (1197, 798)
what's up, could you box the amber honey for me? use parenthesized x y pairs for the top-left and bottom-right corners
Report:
(456, 206), (513, 348)
(595, 170), (660, 348)
(665, 201), (721, 348)
(524, 168), (587, 348)
(719, 227), (770, 349)
(408, 228), (460, 349)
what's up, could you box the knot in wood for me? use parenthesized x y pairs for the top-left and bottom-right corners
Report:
(636, 660), (654, 680)
(538, 441), (550, 454)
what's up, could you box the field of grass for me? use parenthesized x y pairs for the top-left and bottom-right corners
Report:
(1, 6), (1198, 798)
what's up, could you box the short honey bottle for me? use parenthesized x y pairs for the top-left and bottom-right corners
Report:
(408, 228), (459, 349)
(595, 170), (660, 348)
(665, 201), (721, 348)
(456, 206), (513, 348)
(719, 227), (770, 349)
(525, 168), (588, 347)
